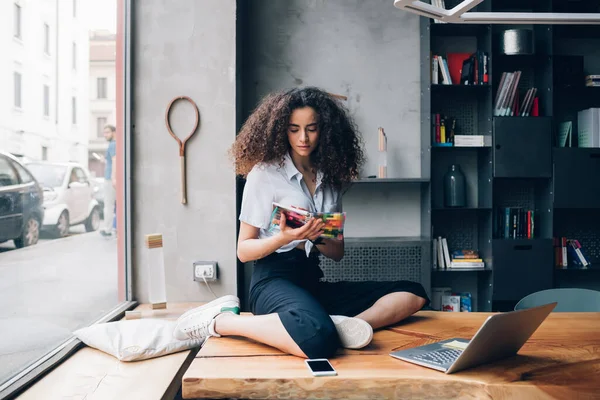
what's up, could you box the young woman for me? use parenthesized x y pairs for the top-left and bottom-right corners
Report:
(174, 87), (430, 359)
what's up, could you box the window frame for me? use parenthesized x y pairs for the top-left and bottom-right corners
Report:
(0, 0), (134, 397)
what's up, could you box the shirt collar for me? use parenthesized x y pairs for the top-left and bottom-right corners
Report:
(282, 151), (324, 187)
(282, 152), (301, 181)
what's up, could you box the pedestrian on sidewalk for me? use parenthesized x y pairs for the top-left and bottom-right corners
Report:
(100, 125), (117, 237)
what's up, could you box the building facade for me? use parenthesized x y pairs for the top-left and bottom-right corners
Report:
(88, 30), (116, 178)
(0, 0), (89, 164)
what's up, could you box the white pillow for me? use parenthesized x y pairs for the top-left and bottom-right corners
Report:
(74, 319), (204, 361)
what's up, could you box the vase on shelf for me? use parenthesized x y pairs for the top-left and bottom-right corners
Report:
(444, 164), (466, 208)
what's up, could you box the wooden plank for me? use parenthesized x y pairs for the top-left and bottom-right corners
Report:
(183, 312), (600, 400)
(17, 303), (203, 400)
(185, 354), (600, 400)
(198, 329), (423, 358)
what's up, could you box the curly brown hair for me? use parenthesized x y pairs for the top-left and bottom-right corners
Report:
(229, 87), (365, 189)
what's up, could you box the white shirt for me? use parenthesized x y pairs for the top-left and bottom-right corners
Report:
(239, 152), (342, 257)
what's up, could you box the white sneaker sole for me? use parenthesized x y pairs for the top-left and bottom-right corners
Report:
(179, 295), (240, 320)
(331, 316), (373, 349)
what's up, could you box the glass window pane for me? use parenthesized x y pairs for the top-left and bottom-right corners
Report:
(1, 0), (126, 391)
(14, 72), (22, 108)
(13, 162), (34, 184)
(43, 85), (50, 117)
(72, 42), (77, 70)
(72, 96), (77, 124)
(97, 77), (107, 99)
(44, 23), (50, 54)
(14, 4), (21, 39)
(97, 117), (107, 137)
(0, 157), (19, 186)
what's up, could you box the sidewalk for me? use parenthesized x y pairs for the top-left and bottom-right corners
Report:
(0, 232), (118, 386)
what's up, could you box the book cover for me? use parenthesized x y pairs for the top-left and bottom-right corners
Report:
(268, 202), (346, 240)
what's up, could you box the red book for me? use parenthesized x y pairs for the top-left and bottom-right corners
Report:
(532, 97), (539, 116)
(446, 53), (471, 85)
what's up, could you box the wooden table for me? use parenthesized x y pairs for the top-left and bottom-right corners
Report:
(182, 311), (600, 399)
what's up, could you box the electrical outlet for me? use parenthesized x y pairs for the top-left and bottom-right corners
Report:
(193, 261), (218, 281)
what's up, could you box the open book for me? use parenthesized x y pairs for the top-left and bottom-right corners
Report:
(268, 202), (346, 240)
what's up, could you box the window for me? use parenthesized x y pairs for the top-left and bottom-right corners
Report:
(97, 77), (107, 99)
(14, 3), (21, 39)
(44, 23), (50, 54)
(43, 85), (50, 117)
(72, 96), (77, 124)
(72, 42), (77, 70)
(97, 117), (107, 137)
(0, 157), (19, 187)
(74, 167), (88, 184)
(0, 1), (127, 396)
(14, 72), (22, 108)
(13, 162), (33, 184)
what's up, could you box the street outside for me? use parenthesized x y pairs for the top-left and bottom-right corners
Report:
(0, 223), (118, 386)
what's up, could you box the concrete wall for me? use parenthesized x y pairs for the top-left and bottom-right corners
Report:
(132, 0), (237, 302)
(240, 0), (422, 238)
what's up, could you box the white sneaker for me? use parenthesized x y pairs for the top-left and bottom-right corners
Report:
(173, 295), (240, 341)
(331, 315), (373, 349)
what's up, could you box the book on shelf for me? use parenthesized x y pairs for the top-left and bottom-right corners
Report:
(433, 238), (485, 269)
(553, 237), (591, 269)
(431, 113), (456, 145)
(557, 121), (573, 147)
(453, 135), (491, 147)
(268, 203), (346, 240)
(585, 75), (600, 87)
(494, 207), (535, 239)
(431, 51), (489, 86)
(577, 108), (600, 148)
(493, 71), (538, 117)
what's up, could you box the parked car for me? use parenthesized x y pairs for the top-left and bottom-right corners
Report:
(25, 162), (101, 237)
(92, 177), (105, 219)
(0, 151), (44, 248)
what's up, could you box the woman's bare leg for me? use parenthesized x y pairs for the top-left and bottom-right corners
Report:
(214, 313), (307, 357)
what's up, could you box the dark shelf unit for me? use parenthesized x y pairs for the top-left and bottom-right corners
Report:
(423, 0), (600, 312)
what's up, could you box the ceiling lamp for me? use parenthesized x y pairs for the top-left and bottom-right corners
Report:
(393, 0), (600, 24)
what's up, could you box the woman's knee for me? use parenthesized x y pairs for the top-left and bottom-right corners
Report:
(284, 309), (340, 359)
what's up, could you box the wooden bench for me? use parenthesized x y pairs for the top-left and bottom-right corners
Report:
(17, 303), (203, 400)
(183, 311), (600, 399)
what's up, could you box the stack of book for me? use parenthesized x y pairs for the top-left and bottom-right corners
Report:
(449, 250), (485, 269)
(433, 237), (485, 270)
(585, 75), (600, 87)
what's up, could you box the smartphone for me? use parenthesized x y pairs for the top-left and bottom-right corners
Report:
(305, 358), (337, 377)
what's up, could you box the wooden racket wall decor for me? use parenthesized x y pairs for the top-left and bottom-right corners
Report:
(165, 96), (200, 204)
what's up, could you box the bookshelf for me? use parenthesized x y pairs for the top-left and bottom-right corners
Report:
(423, 0), (600, 312)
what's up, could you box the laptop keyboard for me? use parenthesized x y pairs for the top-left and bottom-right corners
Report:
(413, 348), (463, 365)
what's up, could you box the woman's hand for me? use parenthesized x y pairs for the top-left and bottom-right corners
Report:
(277, 212), (324, 244)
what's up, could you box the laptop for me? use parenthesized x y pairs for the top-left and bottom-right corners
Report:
(389, 302), (557, 374)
